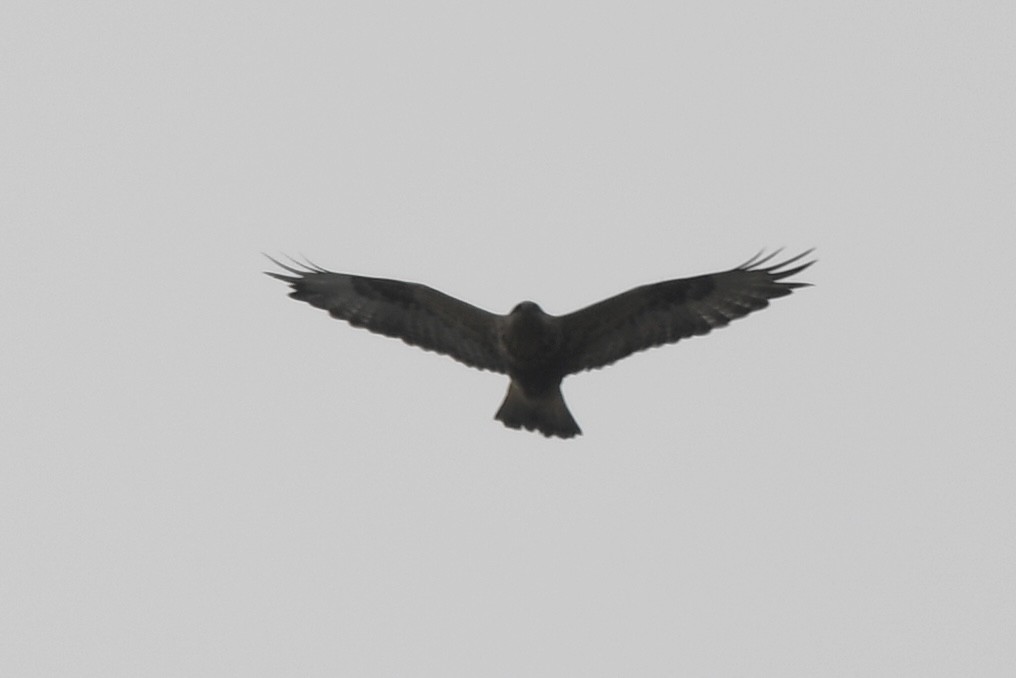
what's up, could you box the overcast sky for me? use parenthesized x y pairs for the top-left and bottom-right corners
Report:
(3, 1), (1014, 676)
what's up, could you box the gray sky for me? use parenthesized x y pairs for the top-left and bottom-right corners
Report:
(3, 1), (1014, 675)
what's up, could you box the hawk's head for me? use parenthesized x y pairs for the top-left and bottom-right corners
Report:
(509, 301), (544, 316)
(501, 300), (560, 362)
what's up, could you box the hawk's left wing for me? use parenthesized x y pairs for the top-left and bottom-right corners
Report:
(266, 258), (508, 373)
(560, 250), (814, 374)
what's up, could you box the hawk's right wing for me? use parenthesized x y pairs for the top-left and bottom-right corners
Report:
(266, 258), (508, 373)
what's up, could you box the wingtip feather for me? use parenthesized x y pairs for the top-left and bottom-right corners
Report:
(740, 248), (816, 278)
(263, 253), (334, 279)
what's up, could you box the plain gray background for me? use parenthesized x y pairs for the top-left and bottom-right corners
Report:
(3, 1), (1014, 675)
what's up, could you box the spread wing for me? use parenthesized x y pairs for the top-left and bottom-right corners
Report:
(560, 250), (814, 374)
(265, 258), (507, 373)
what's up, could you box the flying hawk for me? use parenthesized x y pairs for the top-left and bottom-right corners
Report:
(266, 250), (814, 438)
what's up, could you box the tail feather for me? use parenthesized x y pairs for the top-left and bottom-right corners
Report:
(495, 382), (581, 438)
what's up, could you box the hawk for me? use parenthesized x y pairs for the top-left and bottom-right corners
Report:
(266, 250), (814, 438)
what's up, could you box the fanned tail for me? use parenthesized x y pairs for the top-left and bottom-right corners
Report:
(495, 382), (581, 439)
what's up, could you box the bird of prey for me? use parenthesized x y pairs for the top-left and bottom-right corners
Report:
(266, 250), (813, 438)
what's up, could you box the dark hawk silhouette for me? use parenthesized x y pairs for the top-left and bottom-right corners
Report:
(266, 250), (814, 438)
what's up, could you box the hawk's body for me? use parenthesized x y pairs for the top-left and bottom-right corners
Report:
(267, 251), (814, 437)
